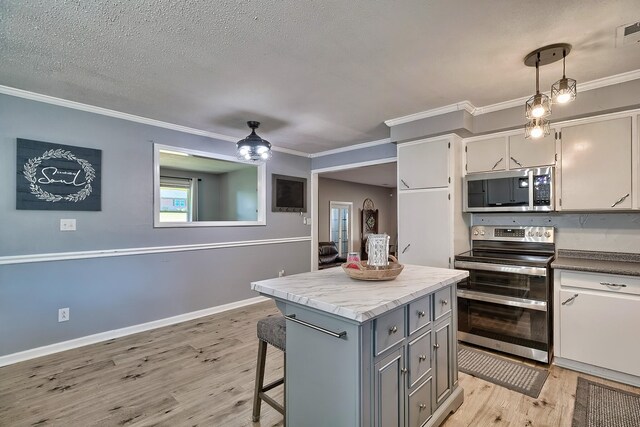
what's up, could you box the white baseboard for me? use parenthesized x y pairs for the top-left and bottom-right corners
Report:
(0, 296), (268, 368)
(553, 356), (640, 388)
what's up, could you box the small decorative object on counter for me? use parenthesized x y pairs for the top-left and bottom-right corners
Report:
(341, 255), (404, 281)
(346, 252), (361, 269)
(366, 233), (390, 268)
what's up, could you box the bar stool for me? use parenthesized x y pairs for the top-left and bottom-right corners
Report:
(252, 315), (286, 423)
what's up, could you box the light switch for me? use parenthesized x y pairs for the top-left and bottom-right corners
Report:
(60, 219), (76, 231)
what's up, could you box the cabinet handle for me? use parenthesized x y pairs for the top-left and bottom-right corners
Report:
(419, 354), (427, 361)
(417, 310), (426, 318)
(400, 179), (410, 189)
(441, 299), (448, 305)
(402, 244), (411, 254)
(401, 368), (408, 374)
(561, 294), (579, 306)
(433, 343), (440, 349)
(491, 157), (504, 171)
(600, 282), (627, 288)
(389, 325), (398, 334)
(510, 156), (523, 167)
(285, 314), (347, 339)
(611, 193), (630, 208)
(419, 404), (427, 410)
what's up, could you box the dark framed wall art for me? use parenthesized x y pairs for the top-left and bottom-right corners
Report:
(16, 138), (102, 211)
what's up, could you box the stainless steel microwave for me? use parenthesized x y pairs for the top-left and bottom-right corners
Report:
(463, 167), (555, 212)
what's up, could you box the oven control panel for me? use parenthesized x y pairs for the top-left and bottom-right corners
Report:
(471, 225), (554, 243)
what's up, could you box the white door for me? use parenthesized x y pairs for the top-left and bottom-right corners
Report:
(330, 201), (352, 257)
(398, 139), (449, 190)
(560, 117), (632, 210)
(508, 132), (556, 169)
(465, 137), (507, 173)
(398, 189), (450, 268)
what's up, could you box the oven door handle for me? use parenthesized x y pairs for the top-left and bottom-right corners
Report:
(453, 261), (547, 277)
(457, 289), (548, 311)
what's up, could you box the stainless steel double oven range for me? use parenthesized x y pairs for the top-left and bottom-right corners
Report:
(454, 225), (555, 363)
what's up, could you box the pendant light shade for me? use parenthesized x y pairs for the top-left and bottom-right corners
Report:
(236, 121), (272, 161)
(525, 57), (551, 120)
(525, 117), (551, 139)
(551, 50), (577, 104)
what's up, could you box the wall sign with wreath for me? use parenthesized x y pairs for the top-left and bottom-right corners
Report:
(16, 138), (102, 211)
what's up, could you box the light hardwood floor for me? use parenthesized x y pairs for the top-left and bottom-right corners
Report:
(1, 300), (638, 426)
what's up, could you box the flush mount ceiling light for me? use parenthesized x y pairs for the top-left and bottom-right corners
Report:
(236, 121), (272, 161)
(523, 43), (575, 139)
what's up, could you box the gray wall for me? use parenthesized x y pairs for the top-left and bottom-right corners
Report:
(0, 94), (311, 356)
(311, 142), (397, 170)
(219, 167), (258, 221)
(318, 178), (397, 256)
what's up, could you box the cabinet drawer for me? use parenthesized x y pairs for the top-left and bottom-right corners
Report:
(408, 330), (432, 388)
(559, 270), (640, 296)
(374, 307), (406, 356)
(408, 376), (432, 427)
(434, 286), (452, 322)
(408, 295), (431, 335)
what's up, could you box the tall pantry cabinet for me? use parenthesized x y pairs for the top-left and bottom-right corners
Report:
(397, 135), (469, 268)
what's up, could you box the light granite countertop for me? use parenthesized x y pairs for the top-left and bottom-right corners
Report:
(251, 264), (469, 323)
(551, 249), (640, 277)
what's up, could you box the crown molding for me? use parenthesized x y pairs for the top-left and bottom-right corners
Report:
(384, 101), (476, 127)
(309, 138), (392, 158)
(0, 85), (311, 157)
(385, 69), (640, 125)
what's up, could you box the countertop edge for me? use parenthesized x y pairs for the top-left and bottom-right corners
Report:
(551, 258), (640, 277)
(251, 271), (468, 323)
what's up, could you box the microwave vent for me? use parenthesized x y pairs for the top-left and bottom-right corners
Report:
(616, 21), (640, 47)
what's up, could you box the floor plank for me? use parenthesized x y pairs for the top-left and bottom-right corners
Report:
(1, 300), (638, 426)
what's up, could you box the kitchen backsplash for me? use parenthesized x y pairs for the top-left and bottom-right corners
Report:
(473, 213), (640, 253)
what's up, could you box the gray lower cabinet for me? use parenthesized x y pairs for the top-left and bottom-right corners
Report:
(373, 286), (458, 427)
(281, 282), (462, 426)
(374, 347), (404, 427)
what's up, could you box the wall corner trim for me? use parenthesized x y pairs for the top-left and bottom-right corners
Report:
(0, 296), (269, 367)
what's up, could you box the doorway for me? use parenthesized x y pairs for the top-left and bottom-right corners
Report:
(329, 201), (352, 257)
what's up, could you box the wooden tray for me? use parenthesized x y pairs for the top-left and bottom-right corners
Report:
(341, 255), (404, 281)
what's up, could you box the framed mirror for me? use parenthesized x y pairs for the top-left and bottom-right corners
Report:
(153, 144), (266, 227)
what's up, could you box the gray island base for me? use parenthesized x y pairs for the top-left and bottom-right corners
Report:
(252, 264), (469, 427)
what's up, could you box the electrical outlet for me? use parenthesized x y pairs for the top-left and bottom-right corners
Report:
(278, 269), (285, 277)
(60, 219), (76, 231)
(58, 308), (69, 322)
(304, 217), (312, 226)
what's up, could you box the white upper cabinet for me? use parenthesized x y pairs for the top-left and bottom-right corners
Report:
(508, 132), (556, 169)
(559, 117), (632, 210)
(398, 138), (449, 190)
(465, 137), (506, 173)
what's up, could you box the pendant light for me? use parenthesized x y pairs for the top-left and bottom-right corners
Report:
(551, 48), (577, 104)
(523, 43), (574, 140)
(236, 121), (272, 161)
(525, 53), (551, 120)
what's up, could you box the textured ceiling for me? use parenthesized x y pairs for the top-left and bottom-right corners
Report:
(1, 0), (640, 153)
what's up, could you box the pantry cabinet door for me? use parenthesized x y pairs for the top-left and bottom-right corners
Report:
(560, 117), (632, 210)
(398, 189), (451, 268)
(398, 139), (449, 190)
(508, 132), (556, 169)
(465, 137), (506, 173)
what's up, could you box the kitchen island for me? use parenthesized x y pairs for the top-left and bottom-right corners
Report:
(251, 264), (469, 427)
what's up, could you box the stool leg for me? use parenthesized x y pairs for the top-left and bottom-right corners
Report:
(252, 339), (268, 422)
